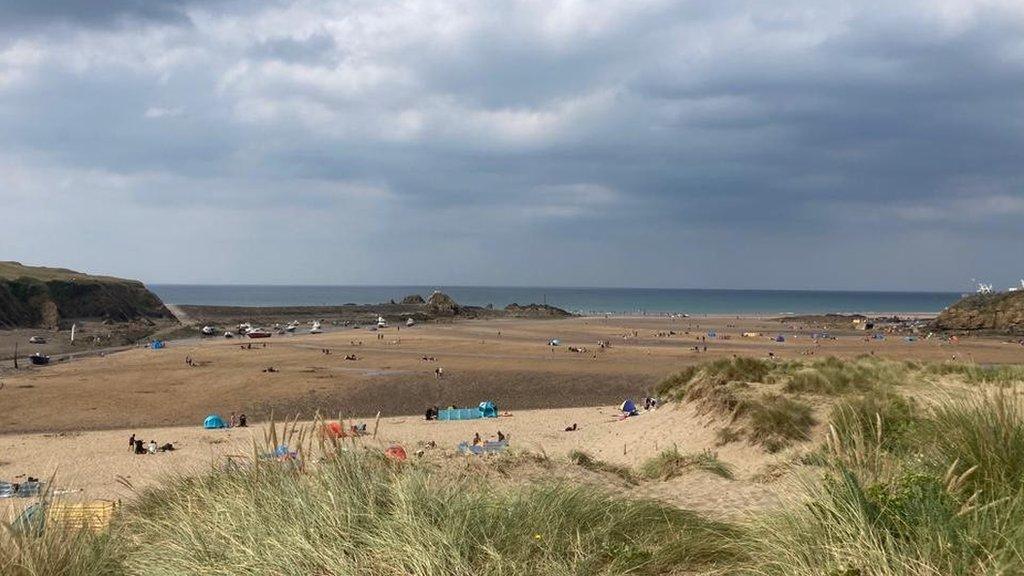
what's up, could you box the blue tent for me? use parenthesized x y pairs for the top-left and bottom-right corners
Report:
(203, 414), (226, 429)
(150, 340), (165, 349)
(479, 401), (497, 418)
(620, 399), (638, 415)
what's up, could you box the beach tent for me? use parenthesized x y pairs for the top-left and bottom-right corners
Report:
(323, 421), (344, 439)
(439, 401), (499, 421)
(203, 414), (226, 429)
(385, 445), (408, 461)
(150, 340), (165, 350)
(620, 399), (638, 415)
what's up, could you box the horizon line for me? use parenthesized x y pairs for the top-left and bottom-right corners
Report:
(147, 283), (965, 295)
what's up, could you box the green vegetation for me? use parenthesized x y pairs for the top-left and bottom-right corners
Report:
(568, 450), (637, 484)
(655, 356), (1024, 453)
(639, 447), (735, 480)
(741, 389), (1024, 575)
(746, 394), (816, 453)
(2, 451), (740, 576)
(781, 356), (910, 394)
(923, 361), (1024, 385)
(0, 261), (127, 283)
(0, 524), (124, 576)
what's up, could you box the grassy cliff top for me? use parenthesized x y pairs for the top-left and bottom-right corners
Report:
(0, 261), (139, 284)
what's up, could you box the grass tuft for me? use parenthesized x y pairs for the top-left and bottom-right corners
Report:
(746, 394), (816, 453)
(639, 447), (735, 480)
(567, 450), (637, 484)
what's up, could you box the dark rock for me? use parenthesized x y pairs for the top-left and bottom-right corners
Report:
(401, 294), (426, 305)
(504, 303), (573, 318)
(932, 291), (1024, 334)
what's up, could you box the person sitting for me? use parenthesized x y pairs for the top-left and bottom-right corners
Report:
(472, 432), (482, 446)
(238, 413), (248, 427)
(496, 430), (506, 442)
(134, 439), (146, 454)
(159, 442), (176, 452)
(564, 423), (578, 432)
(147, 440), (158, 454)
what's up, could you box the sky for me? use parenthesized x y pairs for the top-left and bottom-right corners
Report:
(1, 0), (1023, 291)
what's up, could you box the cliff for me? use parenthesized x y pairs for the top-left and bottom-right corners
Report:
(0, 261), (172, 328)
(931, 291), (1024, 334)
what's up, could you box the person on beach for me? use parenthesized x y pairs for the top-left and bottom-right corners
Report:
(238, 413), (247, 427)
(230, 412), (238, 428)
(147, 440), (158, 454)
(472, 433), (482, 446)
(129, 433), (136, 452)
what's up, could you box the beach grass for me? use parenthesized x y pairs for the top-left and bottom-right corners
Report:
(639, 447), (735, 480)
(736, 388), (1024, 575)
(567, 449), (638, 484)
(121, 451), (740, 576)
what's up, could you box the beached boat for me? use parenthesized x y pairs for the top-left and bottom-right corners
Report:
(200, 326), (216, 336)
(29, 353), (50, 365)
(223, 332), (234, 338)
(28, 335), (47, 344)
(247, 329), (271, 339)
(406, 317), (415, 327)
(285, 321), (298, 332)
(377, 315), (388, 329)
(309, 321), (322, 334)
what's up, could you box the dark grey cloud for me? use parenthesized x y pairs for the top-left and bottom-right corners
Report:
(1, 0), (1023, 289)
(0, 0), (192, 30)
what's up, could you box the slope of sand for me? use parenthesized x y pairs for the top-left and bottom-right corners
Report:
(0, 401), (785, 519)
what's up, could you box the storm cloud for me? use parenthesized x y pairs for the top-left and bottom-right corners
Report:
(2, 0), (1022, 289)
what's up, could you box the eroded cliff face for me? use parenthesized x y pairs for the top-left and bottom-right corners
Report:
(932, 291), (1024, 334)
(0, 262), (172, 328)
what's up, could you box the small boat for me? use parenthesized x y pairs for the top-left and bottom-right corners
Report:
(237, 323), (253, 335)
(406, 317), (415, 327)
(28, 336), (47, 344)
(223, 332), (234, 339)
(309, 321), (322, 334)
(201, 326), (216, 336)
(29, 353), (50, 365)
(247, 329), (272, 339)
(285, 321), (298, 332)
(377, 315), (388, 329)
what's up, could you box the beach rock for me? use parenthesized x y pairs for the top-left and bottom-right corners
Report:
(504, 303), (573, 318)
(427, 291), (459, 314)
(932, 291), (1024, 334)
(401, 294), (426, 305)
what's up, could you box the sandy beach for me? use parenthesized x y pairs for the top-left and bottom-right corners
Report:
(2, 314), (1022, 519)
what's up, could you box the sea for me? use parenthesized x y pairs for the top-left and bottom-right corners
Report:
(149, 285), (963, 316)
